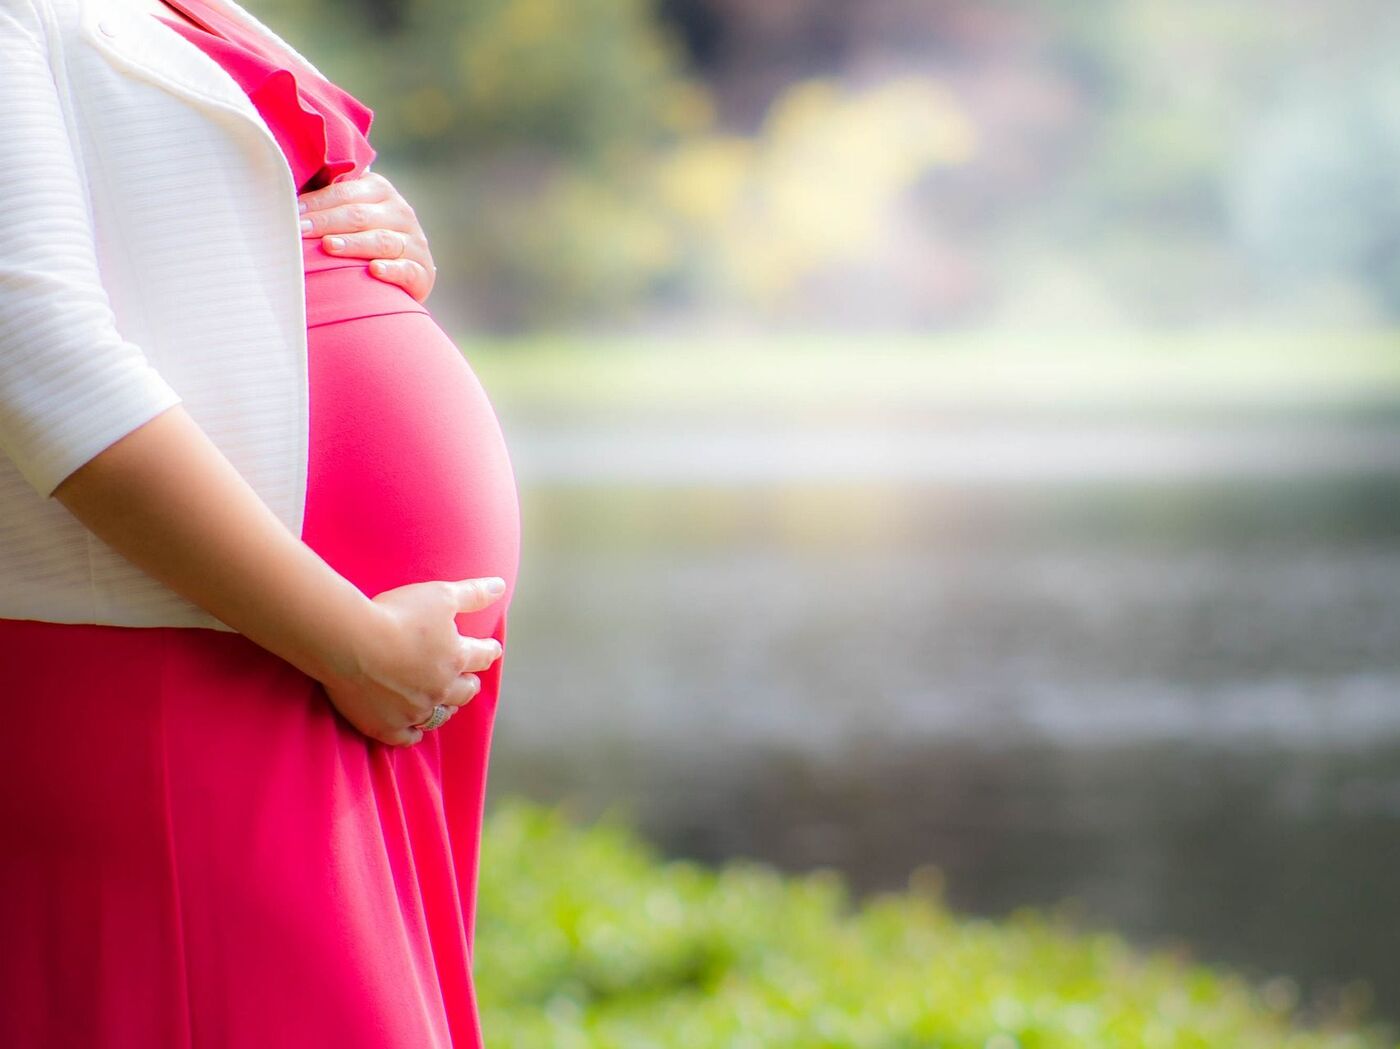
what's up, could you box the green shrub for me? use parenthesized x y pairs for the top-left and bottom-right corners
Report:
(476, 799), (1395, 1048)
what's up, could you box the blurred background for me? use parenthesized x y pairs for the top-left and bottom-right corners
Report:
(267, 0), (1400, 1027)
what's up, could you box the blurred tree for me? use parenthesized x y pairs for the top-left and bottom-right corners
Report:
(253, 0), (1400, 332)
(651, 76), (976, 323)
(1028, 0), (1400, 326)
(1228, 64), (1400, 321)
(264, 0), (698, 160)
(262, 0), (716, 329)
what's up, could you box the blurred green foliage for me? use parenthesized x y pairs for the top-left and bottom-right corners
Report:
(257, 0), (980, 329)
(260, 0), (692, 158)
(255, 0), (1400, 332)
(260, 0), (708, 327)
(1028, 0), (1400, 329)
(475, 799), (1396, 1048)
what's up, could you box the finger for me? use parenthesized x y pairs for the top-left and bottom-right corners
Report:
(414, 706), (460, 732)
(444, 673), (481, 708)
(368, 258), (434, 303)
(456, 636), (503, 673)
(392, 726), (425, 748)
(321, 228), (408, 260)
(405, 682), (473, 736)
(417, 704), (461, 732)
(299, 199), (393, 238)
(297, 171), (390, 216)
(451, 577), (507, 613)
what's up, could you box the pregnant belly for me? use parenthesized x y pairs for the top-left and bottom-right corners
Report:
(298, 249), (521, 610)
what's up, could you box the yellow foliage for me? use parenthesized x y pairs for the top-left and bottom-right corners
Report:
(458, 27), (507, 110)
(500, 0), (563, 43)
(645, 74), (977, 308)
(652, 136), (752, 225)
(661, 81), (717, 136)
(402, 85), (455, 138)
(523, 170), (678, 313)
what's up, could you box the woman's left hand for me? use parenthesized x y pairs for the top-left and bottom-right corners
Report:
(297, 171), (437, 303)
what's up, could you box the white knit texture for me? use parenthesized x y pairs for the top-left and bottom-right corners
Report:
(0, 0), (314, 629)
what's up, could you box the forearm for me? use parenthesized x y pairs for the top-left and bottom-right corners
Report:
(51, 403), (381, 685)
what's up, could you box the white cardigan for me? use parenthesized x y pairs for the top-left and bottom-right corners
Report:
(0, 0), (352, 630)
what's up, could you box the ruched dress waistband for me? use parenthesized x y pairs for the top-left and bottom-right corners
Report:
(302, 238), (430, 329)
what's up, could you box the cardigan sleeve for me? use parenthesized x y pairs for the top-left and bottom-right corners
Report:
(0, 0), (184, 498)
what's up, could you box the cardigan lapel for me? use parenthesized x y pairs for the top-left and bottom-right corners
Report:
(77, 0), (335, 134)
(78, 0), (269, 122)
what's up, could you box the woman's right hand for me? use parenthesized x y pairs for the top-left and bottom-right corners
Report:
(319, 576), (507, 747)
(48, 405), (507, 747)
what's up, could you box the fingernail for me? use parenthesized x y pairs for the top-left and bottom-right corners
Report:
(299, 219), (313, 234)
(485, 577), (506, 596)
(297, 199), (309, 213)
(326, 235), (345, 250)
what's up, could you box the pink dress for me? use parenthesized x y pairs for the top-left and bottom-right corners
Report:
(0, 2), (521, 1045)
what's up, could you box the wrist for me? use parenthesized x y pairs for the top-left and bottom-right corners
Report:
(303, 588), (392, 688)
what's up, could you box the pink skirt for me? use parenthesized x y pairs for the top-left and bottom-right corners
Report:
(0, 248), (522, 1047)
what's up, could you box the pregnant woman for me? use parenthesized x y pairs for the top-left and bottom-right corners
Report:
(0, 0), (520, 1045)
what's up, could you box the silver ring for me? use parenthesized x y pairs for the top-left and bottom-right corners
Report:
(416, 704), (450, 732)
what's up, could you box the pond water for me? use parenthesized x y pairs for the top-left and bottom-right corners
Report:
(486, 413), (1400, 1023)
